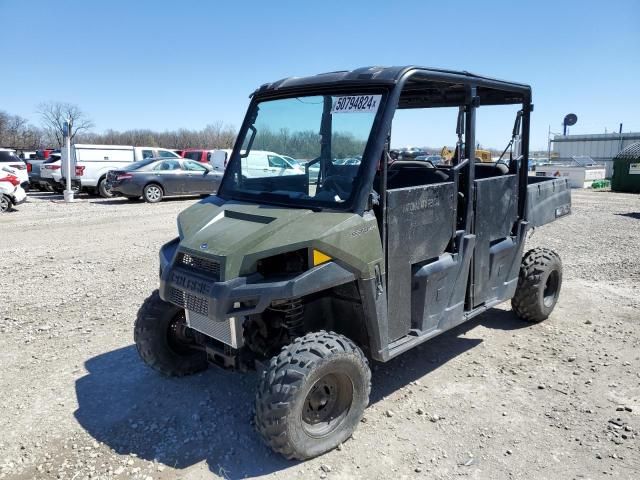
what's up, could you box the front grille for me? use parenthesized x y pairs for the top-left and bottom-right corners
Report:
(177, 251), (221, 280)
(185, 310), (244, 348)
(168, 287), (208, 316)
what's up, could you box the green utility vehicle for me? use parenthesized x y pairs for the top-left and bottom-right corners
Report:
(134, 66), (571, 460)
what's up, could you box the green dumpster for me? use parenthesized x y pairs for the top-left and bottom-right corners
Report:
(612, 142), (640, 193)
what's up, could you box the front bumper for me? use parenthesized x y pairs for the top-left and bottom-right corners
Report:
(158, 238), (356, 323)
(12, 187), (27, 205)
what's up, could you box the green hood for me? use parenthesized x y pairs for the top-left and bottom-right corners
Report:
(176, 196), (383, 279)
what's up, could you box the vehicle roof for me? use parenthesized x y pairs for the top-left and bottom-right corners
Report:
(73, 144), (175, 150)
(253, 65), (531, 98)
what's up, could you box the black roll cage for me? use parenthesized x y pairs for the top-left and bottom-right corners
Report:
(221, 66), (532, 221)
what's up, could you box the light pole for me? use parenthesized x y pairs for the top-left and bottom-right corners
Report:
(63, 118), (74, 202)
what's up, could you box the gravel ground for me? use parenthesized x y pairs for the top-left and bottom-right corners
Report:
(0, 189), (639, 480)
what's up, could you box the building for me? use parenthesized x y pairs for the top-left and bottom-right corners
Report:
(550, 132), (640, 177)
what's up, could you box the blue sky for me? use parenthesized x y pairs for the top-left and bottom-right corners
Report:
(2, 0), (639, 150)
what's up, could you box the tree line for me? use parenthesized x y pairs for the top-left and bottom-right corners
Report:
(0, 102), (237, 151)
(252, 128), (367, 159)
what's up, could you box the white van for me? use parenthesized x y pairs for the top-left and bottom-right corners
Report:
(67, 144), (180, 197)
(211, 150), (303, 178)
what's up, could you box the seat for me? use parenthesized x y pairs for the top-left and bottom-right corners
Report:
(387, 163), (450, 189)
(474, 162), (509, 179)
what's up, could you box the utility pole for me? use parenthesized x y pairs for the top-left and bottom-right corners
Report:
(63, 118), (74, 202)
(618, 122), (623, 153)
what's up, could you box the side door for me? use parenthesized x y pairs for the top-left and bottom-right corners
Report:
(385, 169), (459, 342)
(244, 152), (270, 178)
(471, 172), (520, 307)
(182, 160), (219, 193)
(267, 154), (293, 176)
(152, 159), (184, 194)
(211, 150), (229, 172)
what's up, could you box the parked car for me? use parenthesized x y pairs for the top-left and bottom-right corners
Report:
(239, 150), (305, 178)
(18, 151), (37, 160)
(181, 149), (214, 163)
(35, 149), (56, 160)
(209, 149), (231, 174)
(66, 144), (181, 198)
(107, 158), (223, 203)
(415, 154), (443, 165)
(0, 150), (29, 191)
(38, 154), (63, 192)
(26, 150), (60, 190)
(0, 166), (27, 212)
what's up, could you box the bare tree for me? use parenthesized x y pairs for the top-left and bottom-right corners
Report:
(37, 102), (94, 147)
(0, 110), (44, 149)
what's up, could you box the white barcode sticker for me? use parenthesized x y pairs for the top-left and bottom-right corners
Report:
(331, 95), (382, 114)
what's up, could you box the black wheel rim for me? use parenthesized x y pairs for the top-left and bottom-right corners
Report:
(543, 270), (560, 308)
(166, 311), (195, 355)
(301, 372), (353, 438)
(0, 197), (9, 212)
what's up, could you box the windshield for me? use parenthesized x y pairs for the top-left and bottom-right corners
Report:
(183, 151), (202, 162)
(220, 93), (383, 209)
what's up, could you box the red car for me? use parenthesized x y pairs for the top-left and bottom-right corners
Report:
(180, 149), (213, 163)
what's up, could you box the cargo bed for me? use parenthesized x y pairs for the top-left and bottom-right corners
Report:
(526, 176), (571, 227)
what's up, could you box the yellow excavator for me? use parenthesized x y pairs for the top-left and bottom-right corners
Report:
(441, 146), (493, 163)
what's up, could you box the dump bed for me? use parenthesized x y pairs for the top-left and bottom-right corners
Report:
(526, 177), (571, 227)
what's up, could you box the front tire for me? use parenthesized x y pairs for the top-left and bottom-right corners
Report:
(255, 331), (371, 460)
(134, 290), (207, 376)
(512, 248), (563, 322)
(143, 183), (163, 203)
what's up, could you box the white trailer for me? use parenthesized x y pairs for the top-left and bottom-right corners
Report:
(535, 164), (606, 188)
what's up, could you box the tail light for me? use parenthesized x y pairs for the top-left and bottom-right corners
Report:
(75, 166), (85, 176)
(10, 163), (26, 170)
(0, 174), (20, 186)
(116, 173), (134, 181)
(50, 165), (61, 170)
(27, 163), (32, 173)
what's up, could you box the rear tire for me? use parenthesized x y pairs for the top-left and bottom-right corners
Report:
(0, 195), (11, 213)
(134, 290), (207, 377)
(98, 177), (113, 198)
(143, 183), (163, 203)
(512, 248), (563, 322)
(255, 331), (371, 460)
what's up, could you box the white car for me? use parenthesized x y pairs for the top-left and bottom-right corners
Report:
(0, 166), (27, 212)
(0, 149), (29, 189)
(67, 144), (181, 197)
(39, 154), (63, 192)
(240, 150), (304, 178)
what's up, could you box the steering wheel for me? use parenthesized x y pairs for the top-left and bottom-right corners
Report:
(319, 175), (353, 199)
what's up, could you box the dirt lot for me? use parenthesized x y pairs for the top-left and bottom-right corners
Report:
(1, 189), (639, 480)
